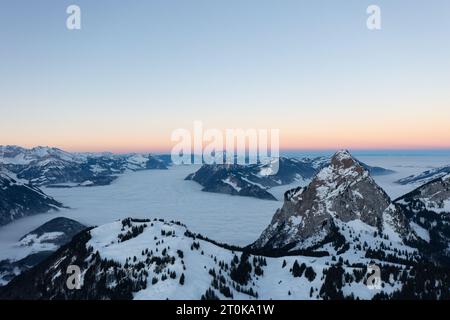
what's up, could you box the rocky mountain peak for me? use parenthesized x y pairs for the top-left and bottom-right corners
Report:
(331, 149), (355, 166)
(252, 150), (394, 252)
(311, 150), (369, 200)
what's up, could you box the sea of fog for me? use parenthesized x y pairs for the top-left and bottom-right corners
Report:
(1, 154), (450, 262)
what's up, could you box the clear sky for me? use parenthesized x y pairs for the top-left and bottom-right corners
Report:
(0, 0), (449, 153)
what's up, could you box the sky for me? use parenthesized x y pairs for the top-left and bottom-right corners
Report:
(0, 0), (449, 153)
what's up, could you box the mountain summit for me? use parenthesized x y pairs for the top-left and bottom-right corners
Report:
(252, 150), (407, 252)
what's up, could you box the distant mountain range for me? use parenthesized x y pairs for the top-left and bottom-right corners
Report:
(186, 155), (395, 200)
(0, 146), (171, 226)
(1, 151), (449, 300)
(0, 145), (171, 188)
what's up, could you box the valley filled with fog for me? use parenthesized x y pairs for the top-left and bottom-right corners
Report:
(1, 155), (449, 263)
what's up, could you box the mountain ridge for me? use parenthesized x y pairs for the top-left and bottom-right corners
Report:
(0, 168), (63, 226)
(186, 154), (394, 200)
(1, 150), (449, 299)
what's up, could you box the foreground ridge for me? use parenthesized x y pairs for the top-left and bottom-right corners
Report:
(0, 218), (424, 300)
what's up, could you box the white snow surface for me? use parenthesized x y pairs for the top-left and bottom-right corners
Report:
(85, 219), (402, 300)
(221, 177), (242, 192)
(410, 222), (430, 243)
(17, 232), (64, 252)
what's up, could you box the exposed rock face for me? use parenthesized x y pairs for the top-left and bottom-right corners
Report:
(252, 150), (402, 251)
(0, 169), (63, 226)
(396, 174), (450, 213)
(395, 174), (450, 262)
(186, 164), (278, 201)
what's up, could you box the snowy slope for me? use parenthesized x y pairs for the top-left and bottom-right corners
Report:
(1, 152), (449, 299)
(394, 174), (450, 262)
(0, 218), (411, 300)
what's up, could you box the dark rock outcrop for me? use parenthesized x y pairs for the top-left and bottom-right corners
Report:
(395, 174), (450, 263)
(0, 170), (63, 226)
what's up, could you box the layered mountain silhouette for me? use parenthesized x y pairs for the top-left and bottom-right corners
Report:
(0, 145), (170, 188)
(1, 150), (449, 299)
(186, 154), (394, 200)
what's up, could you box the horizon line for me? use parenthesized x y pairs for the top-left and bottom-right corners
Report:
(2, 144), (450, 155)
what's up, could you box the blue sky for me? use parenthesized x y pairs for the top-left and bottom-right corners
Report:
(0, 0), (449, 152)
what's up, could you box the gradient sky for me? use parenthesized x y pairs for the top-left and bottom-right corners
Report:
(0, 0), (449, 153)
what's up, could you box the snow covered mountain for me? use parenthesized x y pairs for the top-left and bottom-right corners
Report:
(0, 146), (170, 187)
(19, 217), (87, 247)
(0, 217), (86, 285)
(394, 174), (450, 263)
(185, 164), (279, 201)
(0, 168), (63, 226)
(1, 151), (449, 300)
(2, 216), (448, 300)
(186, 155), (394, 200)
(251, 150), (413, 254)
(308, 156), (395, 177)
(0, 218), (422, 300)
(396, 165), (450, 186)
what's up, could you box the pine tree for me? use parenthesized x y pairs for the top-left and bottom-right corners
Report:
(179, 273), (185, 285)
(305, 267), (316, 282)
(292, 261), (306, 277)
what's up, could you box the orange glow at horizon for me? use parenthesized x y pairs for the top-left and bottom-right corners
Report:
(4, 130), (450, 154)
(2, 108), (450, 153)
